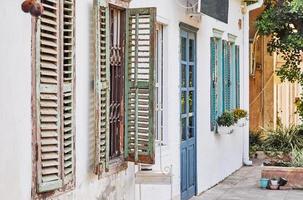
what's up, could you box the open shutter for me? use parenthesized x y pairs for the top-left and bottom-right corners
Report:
(235, 45), (240, 108)
(61, 0), (75, 183)
(94, 0), (110, 174)
(210, 38), (217, 131)
(125, 7), (156, 164)
(36, 0), (63, 192)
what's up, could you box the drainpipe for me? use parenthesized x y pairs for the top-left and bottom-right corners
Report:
(242, 0), (264, 166)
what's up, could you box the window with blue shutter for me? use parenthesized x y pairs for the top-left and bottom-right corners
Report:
(235, 45), (240, 108)
(222, 40), (231, 111)
(210, 38), (217, 130)
(210, 37), (223, 131)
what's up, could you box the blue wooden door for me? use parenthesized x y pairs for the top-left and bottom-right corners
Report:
(180, 28), (197, 200)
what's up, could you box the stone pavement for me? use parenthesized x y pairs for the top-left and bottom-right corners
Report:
(192, 161), (303, 200)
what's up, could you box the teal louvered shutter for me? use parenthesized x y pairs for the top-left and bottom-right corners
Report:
(229, 43), (236, 109)
(94, 0), (110, 174)
(235, 45), (240, 108)
(125, 7), (156, 164)
(210, 38), (217, 131)
(62, 0), (75, 184)
(36, 0), (63, 193)
(223, 40), (231, 111)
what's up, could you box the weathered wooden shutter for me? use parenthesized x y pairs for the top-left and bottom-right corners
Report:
(235, 45), (240, 108)
(210, 38), (217, 131)
(223, 40), (231, 111)
(94, 0), (110, 174)
(124, 7), (156, 164)
(36, 0), (62, 192)
(61, 0), (75, 183)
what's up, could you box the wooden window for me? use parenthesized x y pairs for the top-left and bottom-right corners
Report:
(95, 1), (157, 175)
(33, 0), (75, 197)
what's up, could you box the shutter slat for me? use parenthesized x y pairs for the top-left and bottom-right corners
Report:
(125, 8), (156, 164)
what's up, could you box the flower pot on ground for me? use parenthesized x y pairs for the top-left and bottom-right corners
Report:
(259, 178), (269, 189)
(270, 178), (279, 186)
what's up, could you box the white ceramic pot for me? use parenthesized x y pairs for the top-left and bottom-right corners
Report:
(237, 118), (248, 127)
(217, 125), (234, 134)
(270, 180), (279, 186)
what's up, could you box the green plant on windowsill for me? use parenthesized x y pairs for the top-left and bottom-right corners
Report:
(217, 111), (235, 127)
(232, 109), (248, 123)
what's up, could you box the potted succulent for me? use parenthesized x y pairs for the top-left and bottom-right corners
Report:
(233, 109), (248, 127)
(216, 111), (235, 134)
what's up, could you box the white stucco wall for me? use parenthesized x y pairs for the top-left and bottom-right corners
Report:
(130, 0), (249, 199)
(0, 0), (250, 200)
(0, 1), (135, 200)
(0, 2), (32, 199)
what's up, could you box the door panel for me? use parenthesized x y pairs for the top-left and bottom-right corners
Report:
(180, 29), (197, 200)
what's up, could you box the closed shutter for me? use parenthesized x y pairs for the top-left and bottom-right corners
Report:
(36, 0), (63, 193)
(124, 7), (156, 164)
(62, 0), (75, 183)
(210, 38), (217, 131)
(235, 45), (240, 108)
(94, 0), (110, 174)
(223, 40), (231, 111)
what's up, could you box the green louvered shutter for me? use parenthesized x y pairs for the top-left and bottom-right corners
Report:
(210, 38), (217, 131)
(235, 45), (240, 108)
(36, 0), (63, 193)
(125, 7), (156, 164)
(62, 0), (75, 184)
(223, 40), (231, 111)
(94, 0), (110, 174)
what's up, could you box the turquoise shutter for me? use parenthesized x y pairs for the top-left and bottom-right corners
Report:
(94, 0), (110, 174)
(235, 45), (240, 108)
(125, 7), (156, 164)
(222, 40), (231, 111)
(36, 0), (63, 193)
(210, 38), (217, 131)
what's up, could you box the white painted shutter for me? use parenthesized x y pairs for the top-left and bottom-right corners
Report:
(36, 0), (63, 193)
(94, 0), (110, 174)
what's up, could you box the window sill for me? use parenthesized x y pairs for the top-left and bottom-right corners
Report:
(98, 156), (128, 179)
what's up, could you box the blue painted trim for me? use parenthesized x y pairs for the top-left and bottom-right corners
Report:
(180, 24), (197, 200)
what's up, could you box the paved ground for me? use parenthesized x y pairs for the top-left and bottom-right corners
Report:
(192, 161), (303, 200)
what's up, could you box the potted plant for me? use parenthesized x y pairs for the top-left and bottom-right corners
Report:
(259, 178), (269, 189)
(216, 111), (235, 134)
(270, 177), (279, 186)
(232, 109), (248, 127)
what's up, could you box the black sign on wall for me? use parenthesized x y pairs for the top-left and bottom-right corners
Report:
(200, 0), (229, 23)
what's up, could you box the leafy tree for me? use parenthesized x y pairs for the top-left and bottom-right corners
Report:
(256, 0), (303, 118)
